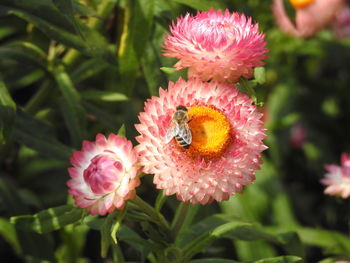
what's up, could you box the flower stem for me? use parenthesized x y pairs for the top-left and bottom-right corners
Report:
(131, 195), (170, 233)
(171, 202), (190, 240)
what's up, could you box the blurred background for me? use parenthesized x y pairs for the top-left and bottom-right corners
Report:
(1, 0), (350, 262)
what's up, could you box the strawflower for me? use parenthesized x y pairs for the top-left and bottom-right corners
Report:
(163, 9), (268, 83)
(272, 0), (346, 38)
(333, 5), (350, 38)
(135, 78), (267, 204)
(67, 134), (140, 215)
(321, 153), (350, 198)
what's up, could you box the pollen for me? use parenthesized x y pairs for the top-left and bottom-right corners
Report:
(289, 0), (315, 8)
(186, 105), (232, 160)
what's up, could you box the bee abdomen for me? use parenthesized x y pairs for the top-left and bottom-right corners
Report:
(175, 135), (190, 149)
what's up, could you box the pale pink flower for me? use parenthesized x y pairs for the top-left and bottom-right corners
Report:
(135, 78), (267, 204)
(290, 121), (306, 148)
(67, 134), (140, 215)
(321, 153), (350, 199)
(272, 0), (346, 38)
(163, 9), (268, 83)
(333, 5), (350, 38)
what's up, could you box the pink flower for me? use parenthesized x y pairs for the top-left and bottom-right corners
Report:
(321, 153), (350, 198)
(67, 134), (140, 215)
(290, 121), (306, 148)
(135, 78), (267, 204)
(333, 5), (350, 38)
(163, 9), (268, 83)
(272, 0), (346, 38)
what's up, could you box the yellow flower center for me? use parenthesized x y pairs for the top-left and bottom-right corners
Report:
(186, 105), (231, 160)
(289, 0), (315, 9)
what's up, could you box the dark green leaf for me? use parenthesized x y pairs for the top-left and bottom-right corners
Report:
(296, 227), (350, 256)
(118, 0), (155, 94)
(10, 205), (84, 234)
(0, 77), (16, 146)
(100, 211), (118, 258)
(70, 58), (109, 83)
(53, 65), (86, 146)
(7, 9), (85, 52)
(190, 259), (239, 263)
(53, 0), (98, 17)
(83, 101), (122, 130)
(118, 225), (159, 253)
(0, 44), (46, 69)
(172, 0), (225, 10)
(253, 256), (302, 263)
(182, 217), (257, 261)
(81, 90), (128, 102)
(13, 110), (72, 160)
(276, 232), (304, 257)
(0, 217), (21, 254)
(141, 43), (164, 96)
(1, 0), (115, 62)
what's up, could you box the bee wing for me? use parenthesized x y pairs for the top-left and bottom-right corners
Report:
(164, 120), (179, 143)
(178, 123), (192, 145)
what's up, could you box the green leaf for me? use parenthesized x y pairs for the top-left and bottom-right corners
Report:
(53, 65), (86, 146)
(100, 211), (118, 258)
(253, 256), (302, 263)
(0, 44), (46, 70)
(296, 227), (350, 257)
(0, 217), (21, 254)
(118, 225), (159, 253)
(1, 0), (115, 62)
(53, 0), (98, 17)
(142, 43), (164, 96)
(13, 110), (72, 160)
(254, 67), (266, 85)
(0, 77), (16, 146)
(275, 232), (304, 258)
(70, 58), (109, 84)
(55, 223), (89, 263)
(172, 0), (225, 10)
(111, 208), (127, 245)
(238, 77), (260, 105)
(10, 205), (84, 234)
(7, 9), (85, 51)
(160, 67), (177, 75)
(81, 90), (128, 102)
(182, 217), (260, 261)
(118, 0), (155, 94)
(190, 259), (239, 263)
(83, 101), (122, 130)
(117, 124), (126, 137)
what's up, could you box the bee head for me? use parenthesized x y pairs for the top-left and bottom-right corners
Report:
(176, 105), (188, 111)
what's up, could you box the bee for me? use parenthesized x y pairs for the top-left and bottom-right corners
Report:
(164, 105), (192, 149)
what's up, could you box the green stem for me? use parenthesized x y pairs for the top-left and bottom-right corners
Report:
(130, 195), (170, 233)
(171, 202), (190, 240)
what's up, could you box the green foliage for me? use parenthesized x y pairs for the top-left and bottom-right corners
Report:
(1, 0), (350, 262)
(10, 205), (84, 234)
